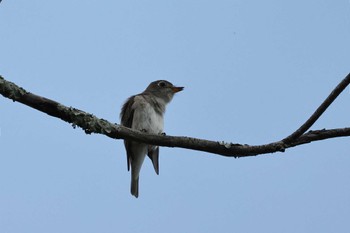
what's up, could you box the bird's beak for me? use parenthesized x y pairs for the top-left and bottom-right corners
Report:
(171, 86), (184, 93)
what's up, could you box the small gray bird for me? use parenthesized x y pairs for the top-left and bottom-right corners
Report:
(120, 80), (184, 198)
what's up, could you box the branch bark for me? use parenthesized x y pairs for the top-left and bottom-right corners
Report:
(1, 74), (349, 157)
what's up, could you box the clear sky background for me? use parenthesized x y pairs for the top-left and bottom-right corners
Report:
(1, 1), (350, 232)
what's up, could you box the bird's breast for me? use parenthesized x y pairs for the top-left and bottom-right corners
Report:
(132, 102), (164, 134)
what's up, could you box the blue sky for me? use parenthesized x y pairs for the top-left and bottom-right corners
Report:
(1, 1), (350, 232)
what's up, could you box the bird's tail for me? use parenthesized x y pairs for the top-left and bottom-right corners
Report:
(131, 177), (139, 198)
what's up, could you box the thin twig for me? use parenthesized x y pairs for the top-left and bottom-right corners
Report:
(282, 73), (350, 143)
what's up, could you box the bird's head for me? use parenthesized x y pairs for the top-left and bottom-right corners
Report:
(144, 80), (184, 103)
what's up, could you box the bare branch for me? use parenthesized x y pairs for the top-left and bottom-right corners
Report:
(1, 74), (349, 157)
(282, 73), (350, 143)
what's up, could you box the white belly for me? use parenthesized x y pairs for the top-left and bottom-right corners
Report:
(132, 99), (164, 134)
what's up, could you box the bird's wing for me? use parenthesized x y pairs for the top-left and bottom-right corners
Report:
(148, 146), (159, 175)
(120, 95), (135, 128)
(120, 96), (136, 171)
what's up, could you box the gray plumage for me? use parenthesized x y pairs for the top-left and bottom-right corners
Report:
(120, 80), (184, 198)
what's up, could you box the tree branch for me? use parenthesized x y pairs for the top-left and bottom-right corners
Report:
(282, 73), (350, 143)
(1, 74), (349, 157)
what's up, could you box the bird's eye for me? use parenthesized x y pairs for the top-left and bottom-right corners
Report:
(158, 81), (166, 88)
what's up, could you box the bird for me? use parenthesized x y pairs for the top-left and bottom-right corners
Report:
(120, 80), (184, 198)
